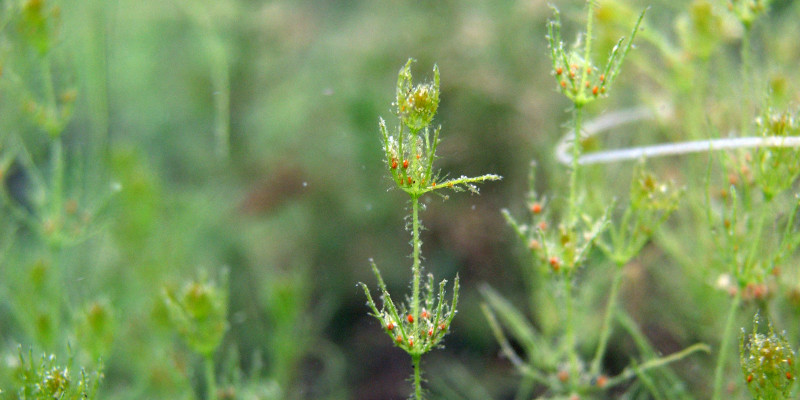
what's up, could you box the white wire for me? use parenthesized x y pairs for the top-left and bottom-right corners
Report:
(555, 107), (800, 165)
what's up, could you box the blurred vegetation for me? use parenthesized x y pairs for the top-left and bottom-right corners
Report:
(0, 0), (798, 399)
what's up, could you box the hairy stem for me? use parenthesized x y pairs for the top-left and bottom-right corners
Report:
(411, 194), (421, 334)
(568, 105), (584, 224)
(413, 354), (422, 399)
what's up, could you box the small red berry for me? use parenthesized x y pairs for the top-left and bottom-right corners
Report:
(592, 86), (599, 96)
(439, 323), (446, 331)
(530, 202), (542, 214)
(538, 221), (547, 230)
(402, 159), (409, 169)
(407, 176), (412, 185)
(560, 80), (567, 88)
(555, 67), (563, 75)
(396, 335), (403, 343)
(386, 321), (395, 331)
(407, 314), (414, 323)
(746, 374), (753, 383)
(428, 328), (434, 336)
(408, 338), (414, 346)
(431, 182), (436, 187)
(586, 67), (592, 74)
(549, 257), (561, 271)
(416, 154), (420, 160)
(391, 158), (398, 169)
(599, 74), (605, 82)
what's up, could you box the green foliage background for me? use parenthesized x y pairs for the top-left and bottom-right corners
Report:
(1, 0), (800, 399)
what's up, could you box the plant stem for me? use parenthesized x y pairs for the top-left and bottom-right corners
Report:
(411, 194), (421, 334)
(568, 105), (584, 224)
(590, 264), (624, 375)
(204, 354), (217, 400)
(711, 291), (741, 400)
(563, 276), (579, 386)
(412, 354), (422, 399)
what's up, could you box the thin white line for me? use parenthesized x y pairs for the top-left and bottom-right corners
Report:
(555, 107), (800, 165)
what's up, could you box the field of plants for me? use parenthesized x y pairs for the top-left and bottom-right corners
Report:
(1, 0), (800, 399)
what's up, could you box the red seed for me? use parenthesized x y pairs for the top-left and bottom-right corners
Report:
(538, 221), (548, 230)
(560, 80), (567, 88)
(596, 375), (608, 388)
(408, 338), (414, 346)
(592, 86), (599, 95)
(531, 202), (542, 214)
(439, 323), (446, 331)
(407, 314), (414, 323)
(555, 67), (563, 75)
(549, 257), (560, 271)
(421, 309), (430, 319)
(396, 335), (403, 343)
(391, 158), (398, 169)
(386, 321), (395, 331)
(746, 374), (753, 383)
(599, 74), (605, 82)
(402, 159), (409, 169)
(407, 176), (412, 185)
(428, 328), (434, 336)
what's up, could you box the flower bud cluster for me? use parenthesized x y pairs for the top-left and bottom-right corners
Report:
(547, 6), (645, 107)
(380, 59), (501, 196)
(12, 348), (101, 400)
(502, 165), (605, 276)
(740, 315), (797, 399)
(728, 0), (770, 28)
(163, 270), (229, 358)
(362, 263), (457, 355)
(752, 107), (800, 199)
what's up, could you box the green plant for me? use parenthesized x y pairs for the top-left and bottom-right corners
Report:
(359, 58), (500, 399)
(3, 348), (102, 400)
(483, 3), (710, 398)
(740, 314), (797, 400)
(163, 269), (229, 400)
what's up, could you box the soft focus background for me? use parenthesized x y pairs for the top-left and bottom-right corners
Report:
(2, 0), (800, 399)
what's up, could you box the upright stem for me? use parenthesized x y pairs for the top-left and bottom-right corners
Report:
(568, 105), (584, 224)
(563, 277), (579, 385)
(204, 354), (217, 400)
(590, 265), (624, 376)
(412, 354), (423, 399)
(411, 194), (421, 334)
(711, 291), (741, 400)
